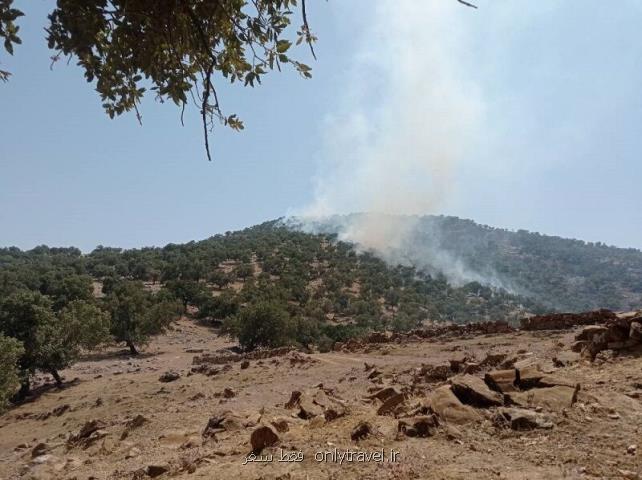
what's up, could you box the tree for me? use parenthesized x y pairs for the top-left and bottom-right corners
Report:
(0, 333), (23, 411)
(0, 0), (317, 161)
(165, 279), (210, 311)
(0, 1), (479, 160)
(106, 281), (181, 354)
(0, 292), (110, 394)
(228, 301), (294, 351)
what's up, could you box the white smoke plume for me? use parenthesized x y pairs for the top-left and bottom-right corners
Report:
(292, 1), (498, 286)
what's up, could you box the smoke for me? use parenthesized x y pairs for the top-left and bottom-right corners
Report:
(292, 1), (497, 286)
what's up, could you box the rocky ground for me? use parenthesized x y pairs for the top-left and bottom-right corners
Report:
(1, 313), (641, 480)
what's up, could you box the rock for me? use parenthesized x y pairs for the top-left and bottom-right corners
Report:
(484, 370), (518, 393)
(146, 464), (170, 477)
(570, 341), (588, 353)
(427, 385), (481, 425)
(285, 391), (302, 409)
(202, 411), (243, 438)
(493, 408), (554, 430)
(298, 394), (323, 419)
(521, 309), (616, 330)
(324, 403), (347, 422)
(68, 420), (108, 448)
(125, 414), (148, 430)
(377, 393), (406, 416)
(240, 360), (250, 369)
(31, 443), (48, 458)
(368, 387), (400, 403)
(506, 385), (578, 412)
(270, 418), (290, 433)
(250, 426), (279, 453)
(351, 421), (374, 441)
(515, 365), (544, 389)
(125, 447), (141, 459)
(628, 444), (637, 455)
(397, 415), (439, 438)
(223, 387), (236, 398)
(576, 325), (608, 341)
(449, 353), (469, 373)
(463, 362), (481, 374)
(480, 353), (507, 368)
(159, 371), (180, 383)
(450, 375), (503, 407)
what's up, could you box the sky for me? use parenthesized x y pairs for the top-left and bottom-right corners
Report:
(1, 0), (641, 252)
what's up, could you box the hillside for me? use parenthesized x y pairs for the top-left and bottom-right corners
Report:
(0, 221), (541, 349)
(296, 214), (642, 312)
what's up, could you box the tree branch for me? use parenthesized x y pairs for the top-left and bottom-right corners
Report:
(456, 0), (478, 8)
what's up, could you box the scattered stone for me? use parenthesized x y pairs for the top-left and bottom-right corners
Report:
(125, 414), (149, 430)
(240, 360), (250, 369)
(68, 420), (108, 449)
(450, 375), (503, 407)
(250, 426), (279, 453)
(398, 415), (439, 438)
(223, 387), (236, 398)
(427, 385), (481, 425)
(285, 391), (302, 409)
(31, 442), (48, 458)
(298, 394), (324, 419)
(627, 444), (637, 455)
(159, 371), (180, 383)
(351, 421), (374, 441)
(480, 353), (507, 368)
(493, 408), (554, 430)
(377, 392), (406, 416)
(146, 464), (170, 478)
(368, 387), (400, 403)
(270, 418), (290, 433)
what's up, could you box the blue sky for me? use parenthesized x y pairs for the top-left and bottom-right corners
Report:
(1, 1), (641, 251)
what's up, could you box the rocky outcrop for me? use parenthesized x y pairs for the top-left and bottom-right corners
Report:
(575, 314), (642, 359)
(520, 309), (616, 331)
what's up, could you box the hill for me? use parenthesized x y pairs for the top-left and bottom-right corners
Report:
(294, 214), (642, 312)
(0, 221), (541, 351)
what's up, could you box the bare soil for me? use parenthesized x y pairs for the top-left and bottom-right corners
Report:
(1, 318), (640, 480)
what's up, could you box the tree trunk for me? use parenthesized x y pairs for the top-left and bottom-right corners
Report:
(50, 369), (63, 387)
(127, 340), (139, 355)
(15, 378), (30, 401)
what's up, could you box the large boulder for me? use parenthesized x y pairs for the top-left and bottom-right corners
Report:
(427, 385), (481, 425)
(484, 369), (518, 393)
(506, 385), (578, 412)
(450, 375), (503, 407)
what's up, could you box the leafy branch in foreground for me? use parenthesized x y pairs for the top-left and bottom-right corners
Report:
(0, 0), (476, 160)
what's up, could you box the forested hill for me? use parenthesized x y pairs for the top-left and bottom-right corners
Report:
(0, 222), (541, 345)
(299, 214), (642, 312)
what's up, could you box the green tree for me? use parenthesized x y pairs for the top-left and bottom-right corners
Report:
(0, 292), (109, 394)
(0, 333), (23, 411)
(228, 301), (294, 351)
(0, 0), (318, 160)
(107, 281), (181, 354)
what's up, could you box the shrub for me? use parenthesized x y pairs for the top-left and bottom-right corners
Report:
(0, 333), (23, 411)
(234, 301), (294, 351)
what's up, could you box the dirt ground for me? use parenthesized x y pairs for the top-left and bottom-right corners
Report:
(1, 318), (640, 480)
